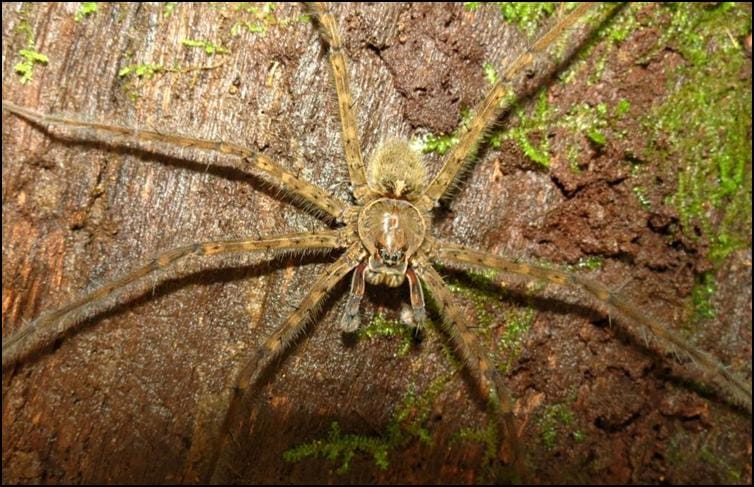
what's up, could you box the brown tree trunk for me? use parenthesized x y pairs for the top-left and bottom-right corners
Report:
(3, 3), (750, 484)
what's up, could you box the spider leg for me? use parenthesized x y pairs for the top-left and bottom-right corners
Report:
(416, 3), (605, 210)
(432, 240), (753, 413)
(2, 230), (347, 369)
(189, 243), (365, 483)
(307, 3), (370, 201)
(2, 101), (347, 221)
(412, 255), (522, 472)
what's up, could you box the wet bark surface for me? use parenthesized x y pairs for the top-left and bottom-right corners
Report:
(2, 3), (751, 484)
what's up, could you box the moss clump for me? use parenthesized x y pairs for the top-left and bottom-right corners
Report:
(487, 90), (624, 171)
(230, 3), (310, 37)
(634, 3), (751, 325)
(419, 109), (474, 156)
(690, 271), (717, 321)
(118, 63), (164, 79)
(282, 421), (391, 474)
(497, 307), (535, 373)
(464, 3), (558, 37)
(180, 38), (230, 56)
(666, 429), (745, 483)
(455, 420), (499, 467)
(14, 49), (48, 84)
(489, 91), (553, 168)
(283, 376), (449, 473)
(359, 312), (416, 356)
(571, 256), (604, 272)
(12, 6), (48, 85)
(163, 2), (177, 17)
(644, 3), (751, 266)
(74, 2), (97, 22)
(537, 402), (582, 450)
(445, 268), (502, 331)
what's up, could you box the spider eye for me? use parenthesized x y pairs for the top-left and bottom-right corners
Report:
(378, 248), (404, 266)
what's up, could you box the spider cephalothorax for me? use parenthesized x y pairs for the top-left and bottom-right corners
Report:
(358, 197), (426, 285)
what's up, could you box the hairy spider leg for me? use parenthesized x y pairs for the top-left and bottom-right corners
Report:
(417, 3), (601, 210)
(413, 257), (521, 474)
(307, 3), (370, 201)
(187, 244), (365, 483)
(432, 240), (753, 413)
(1, 101), (347, 221)
(1, 231), (347, 369)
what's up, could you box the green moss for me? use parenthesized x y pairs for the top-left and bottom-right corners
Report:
(488, 90), (553, 168)
(571, 256), (604, 271)
(445, 268), (501, 331)
(421, 132), (459, 156)
(643, 3), (751, 266)
(666, 429), (744, 483)
(12, 6), (48, 85)
(230, 3), (309, 37)
(436, 6), (628, 170)
(283, 376), (450, 473)
(74, 2), (97, 22)
(443, 267), (537, 376)
(615, 98), (631, 117)
(628, 3), (752, 330)
(537, 402), (582, 450)
(283, 421), (391, 474)
(586, 128), (606, 147)
(455, 420), (499, 466)
(690, 271), (717, 321)
(14, 49), (48, 84)
(465, 2), (558, 37)
(632, 186), (652, 211)
(419, 109), (474, 156)
(482, 61), (499, 85)
(487, 79), (624, 171)
(180, 38), (230, 56)
(497, 307), (535, 373)
(118, 63), (164, 79)
(359, 312), (416, 356)
(163, 2), (177, 18)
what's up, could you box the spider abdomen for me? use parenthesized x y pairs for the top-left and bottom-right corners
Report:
(366, 139), (427, 199)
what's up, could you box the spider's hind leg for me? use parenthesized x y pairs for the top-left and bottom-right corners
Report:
(416, 3), (610, 210)
(306, 2), (370, 201)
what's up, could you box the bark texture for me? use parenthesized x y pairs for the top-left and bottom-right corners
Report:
(3, 3), (751, 484)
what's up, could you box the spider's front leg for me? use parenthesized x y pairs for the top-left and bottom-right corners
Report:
(187, 243), (365, 483)
(2, 230), (347, 369)
(412, 255), (522, 474)
(432, 240), (753, 413)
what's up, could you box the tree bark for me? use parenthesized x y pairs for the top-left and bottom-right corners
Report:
(3, 3), (750, 484)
